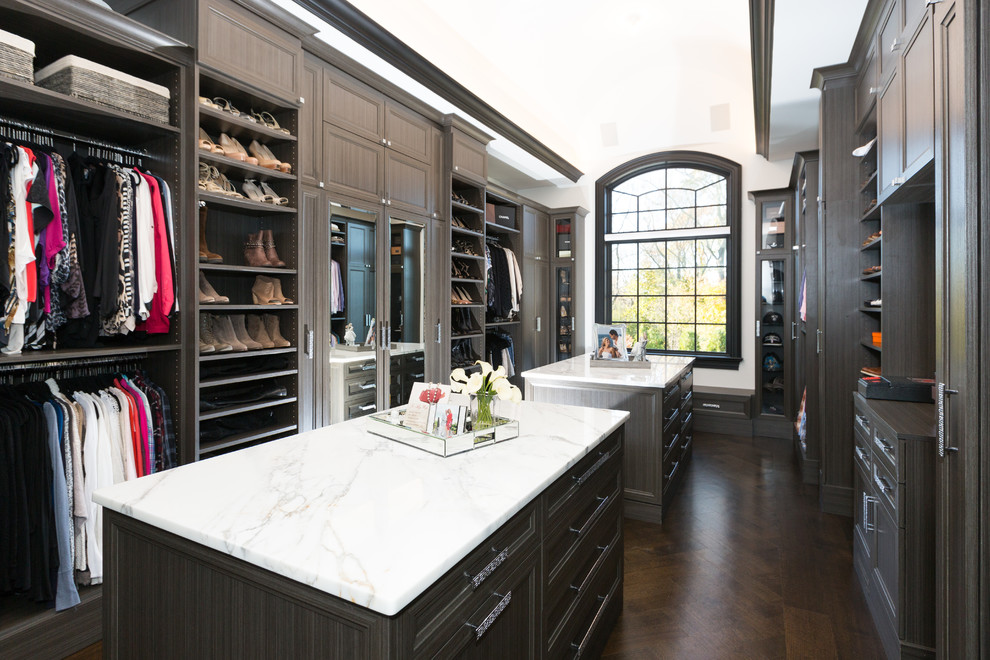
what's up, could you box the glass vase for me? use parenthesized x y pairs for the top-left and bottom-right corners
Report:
(473, 391), (496, 430)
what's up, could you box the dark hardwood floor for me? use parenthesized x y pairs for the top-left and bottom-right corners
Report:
(603, 432), (885, 659)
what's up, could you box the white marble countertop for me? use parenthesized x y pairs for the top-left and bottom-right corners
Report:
(522, 354), (694, 390)
(328, 342), (425, 365)
(93, 401), (629, 616)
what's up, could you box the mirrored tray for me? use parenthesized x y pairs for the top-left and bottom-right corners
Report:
(367, 405), (519, 457)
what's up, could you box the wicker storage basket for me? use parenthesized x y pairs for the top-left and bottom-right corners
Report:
(35, 55), (170, 124)
(0, 28), (35, 85)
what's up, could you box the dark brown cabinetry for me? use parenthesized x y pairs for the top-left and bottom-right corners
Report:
(852, 394), (935, 659)
(103, 429), (625, 658)
(551, 208), (586, 361)
(299, 54), (323, 188)
(521, 205), (551, 372)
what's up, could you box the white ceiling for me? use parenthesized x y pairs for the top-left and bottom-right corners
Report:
(277, 0), (867, 185)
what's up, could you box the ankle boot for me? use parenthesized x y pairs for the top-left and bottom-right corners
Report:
(200, 314), (231, 353)
(261, 229), (286, 267)
(252, 275), (280, 305)
(247, 314), (275, 349)
(199, 272), (229, 304)
(263, 313), (291, 347)
(213, 314), (247, 352)
(270, 277), (293, 304)
(230, 314), (263, 350)
(244, 231), (269, 267)
(199, 206), (223, 263)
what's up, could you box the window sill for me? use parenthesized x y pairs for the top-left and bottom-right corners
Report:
(648, 352), (742, 370)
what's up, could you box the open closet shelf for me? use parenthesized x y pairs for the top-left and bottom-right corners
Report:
(485, 221), (520, 235)
(198, 103), (297, 143)
(860, 204), (881, 221)
(200, 66), (300, 114)
(0, 77), (179, 144)
(199, 347), (296, 362)
(862, 340), (882, 352)
(486, 320), (520, 327)
(199, 152), (296, 181)
(201, 304), (299, 311)
(451, 251), (485, 261)
(451, 199), (484, 214)
(199, 264), (298, 275)
(198, 424), (298, 456)
(200, 369), (299, 389)
(861, 272), (881, 282)
(452, 225), (484, 238)
(0, 343), (179, 365)
(199, 191), (296, 214)
(198, 396), (298, 421)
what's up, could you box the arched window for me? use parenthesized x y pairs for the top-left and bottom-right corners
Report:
(595, 151), (742, 368)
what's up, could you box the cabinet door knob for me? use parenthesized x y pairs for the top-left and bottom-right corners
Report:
(926, 0), (943, 5)
(890, 39), (901, 52)
(869, 86), (878, 94)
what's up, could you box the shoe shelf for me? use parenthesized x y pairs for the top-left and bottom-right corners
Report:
(486, 320), (520, 327)
(199, 152), (296, 182)
(451, 251), (485, 261)
(198, 191), (296, 214)
(861, 272), (882, 282)
(860, 203), (881, 222)
(201, 304), (299, 311)
(452, 225), (484, 238)
(485, 221), (520, 236)
(860, 306), (883, 314)
(200, 369), (299, 389)
(198, 423), (298, 457)
(198, 102), (297, 144)
(199, 346), (297, 362)
(0, 77), (181, 145)
(861, 236), (882, 250)
(199, 396), (298, 421)
(199, 264), (298, 275)
(859, 170), (879, 193)
(0, 343), (179, 366)
(862, 340), (882, 352)
(451, 277), (483, 284)
(452, 199), (484, 214)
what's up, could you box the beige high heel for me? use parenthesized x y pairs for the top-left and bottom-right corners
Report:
(198, 128), (223, 154)
(249, 139), (281, 170)
(259, 181), (288, 206)
(242, 179), (275, 204)
(219, 133), (247, 162)
(270, 277), (293, 304)
(259, 141), (291, 174)
(228, 135), (259, 166)
(213, 167), (243, 198)
(252, 276), (281, 305)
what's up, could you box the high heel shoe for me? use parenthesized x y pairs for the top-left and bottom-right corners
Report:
(248, 139), (281, 170)
(252, 276), (281, 305)
(199, 272), (229, 304)
(242, 179), (276, 204)
(263, 313), (291, 347)
(261, 229), (285, 267)
(251, 109), (291, 135)
(270, 276), (293, 304)
(229, 135), (259, 166)
(218, 133), (247, 162)
(244, 231), (270, 268)
(247, 314), (275, 349)
(198, 128), (223, 154)
(260, 181), (288, 205)
(230, 314), (263, 350)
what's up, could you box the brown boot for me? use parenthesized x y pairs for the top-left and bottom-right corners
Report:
(263, 313), (291, 347)
(251, 275), (280, 305)
(261, 229), (286, 267)
(213, 315), (247, 351)
(199, 206), (223, 263)
(247, 314), (275, 349)
(270, 277), (293, 304)
(230, 314), (263, 350)
(244, 231), (269, 267)
(201, 314), (233, 352)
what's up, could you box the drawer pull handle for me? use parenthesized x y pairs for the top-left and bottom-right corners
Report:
(874, 472), (893, 493)
(571, 589), (614, 658)
(666, 384), (681, 401)
(863, 493), (877, 532)
(680, 390), (693, 406)
(569, 544), (610, 595)
(467, 591), (511, 640)
(855, 446), (869, 462)
(665, 407), (680, 426)
(359, 382), (376, 390)
(573, 450), (611, 487)
(873, 436), (894, 458)
(360, 363), (375, 372)
(569, 496), (609, 537)
(664, 433), (681, 454)
(357, 403), (376, 412)
(681, 412), (693, 429)
(855, 414), (869, 429)
(412, 356), (425, 362)
(681, 370), (693, 382)
(665, 461), (680, 481)
(466, 547), (508, 589)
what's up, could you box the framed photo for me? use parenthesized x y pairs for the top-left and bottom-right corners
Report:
(593, 323), (627, 360)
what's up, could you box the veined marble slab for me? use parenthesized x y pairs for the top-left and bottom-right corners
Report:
(94, 401), (628, 616)
(523, 354), (694, 390)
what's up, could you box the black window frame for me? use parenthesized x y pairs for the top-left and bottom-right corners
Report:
(595, 150), (742, 369)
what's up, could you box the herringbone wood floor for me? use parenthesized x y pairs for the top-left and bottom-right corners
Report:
(602, 432), (885, 659)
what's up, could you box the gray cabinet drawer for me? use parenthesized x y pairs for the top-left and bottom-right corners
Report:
(872, 423), (898, 476)
(548, 540), (622, 660)
(345, 358), (377, 375)
(346, 396), (377, 419)
(345, 378), (376, 397)
(543, 430), (621, 520)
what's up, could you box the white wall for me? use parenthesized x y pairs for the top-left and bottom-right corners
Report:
(519, 144), (791, 392)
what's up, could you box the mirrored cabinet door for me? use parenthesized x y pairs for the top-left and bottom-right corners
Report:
(386, 214), (427, 409)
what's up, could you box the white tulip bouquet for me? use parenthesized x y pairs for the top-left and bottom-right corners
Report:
(450, 360), (522, 403)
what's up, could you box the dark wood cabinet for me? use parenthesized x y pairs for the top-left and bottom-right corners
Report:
(877, 0), (901, 83)
(451, 127), (488, 185)
(385, 101), (434, 164)
(299, 54), (324, 188)
(521, 204), (551, 373)
(855, 42), (878, 130)
(324, 122), (385, 202)
(852, 394), (935, 659)
(385, 148), (433, 217)
(877, 69), (903, 199)
(901, 10), (935, 178)
(323, 66), (385, 144)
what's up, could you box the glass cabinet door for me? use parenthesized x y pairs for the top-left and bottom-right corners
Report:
(759, 258), (787, 416)
(760, 199), (788, 250)
(556, 266), (573, 360)
(386, 215), (427, 408)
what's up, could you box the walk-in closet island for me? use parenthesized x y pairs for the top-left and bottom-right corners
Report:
(524, 355), (694, 524)
(95, 401), (628, 658)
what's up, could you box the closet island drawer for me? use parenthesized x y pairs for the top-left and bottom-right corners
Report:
(406, 501), (539, 657)
(543, 429), (622, 521)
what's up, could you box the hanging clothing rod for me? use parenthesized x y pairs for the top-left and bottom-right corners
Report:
(0, 116), (149, 158)
(0, 352), (148, 373)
